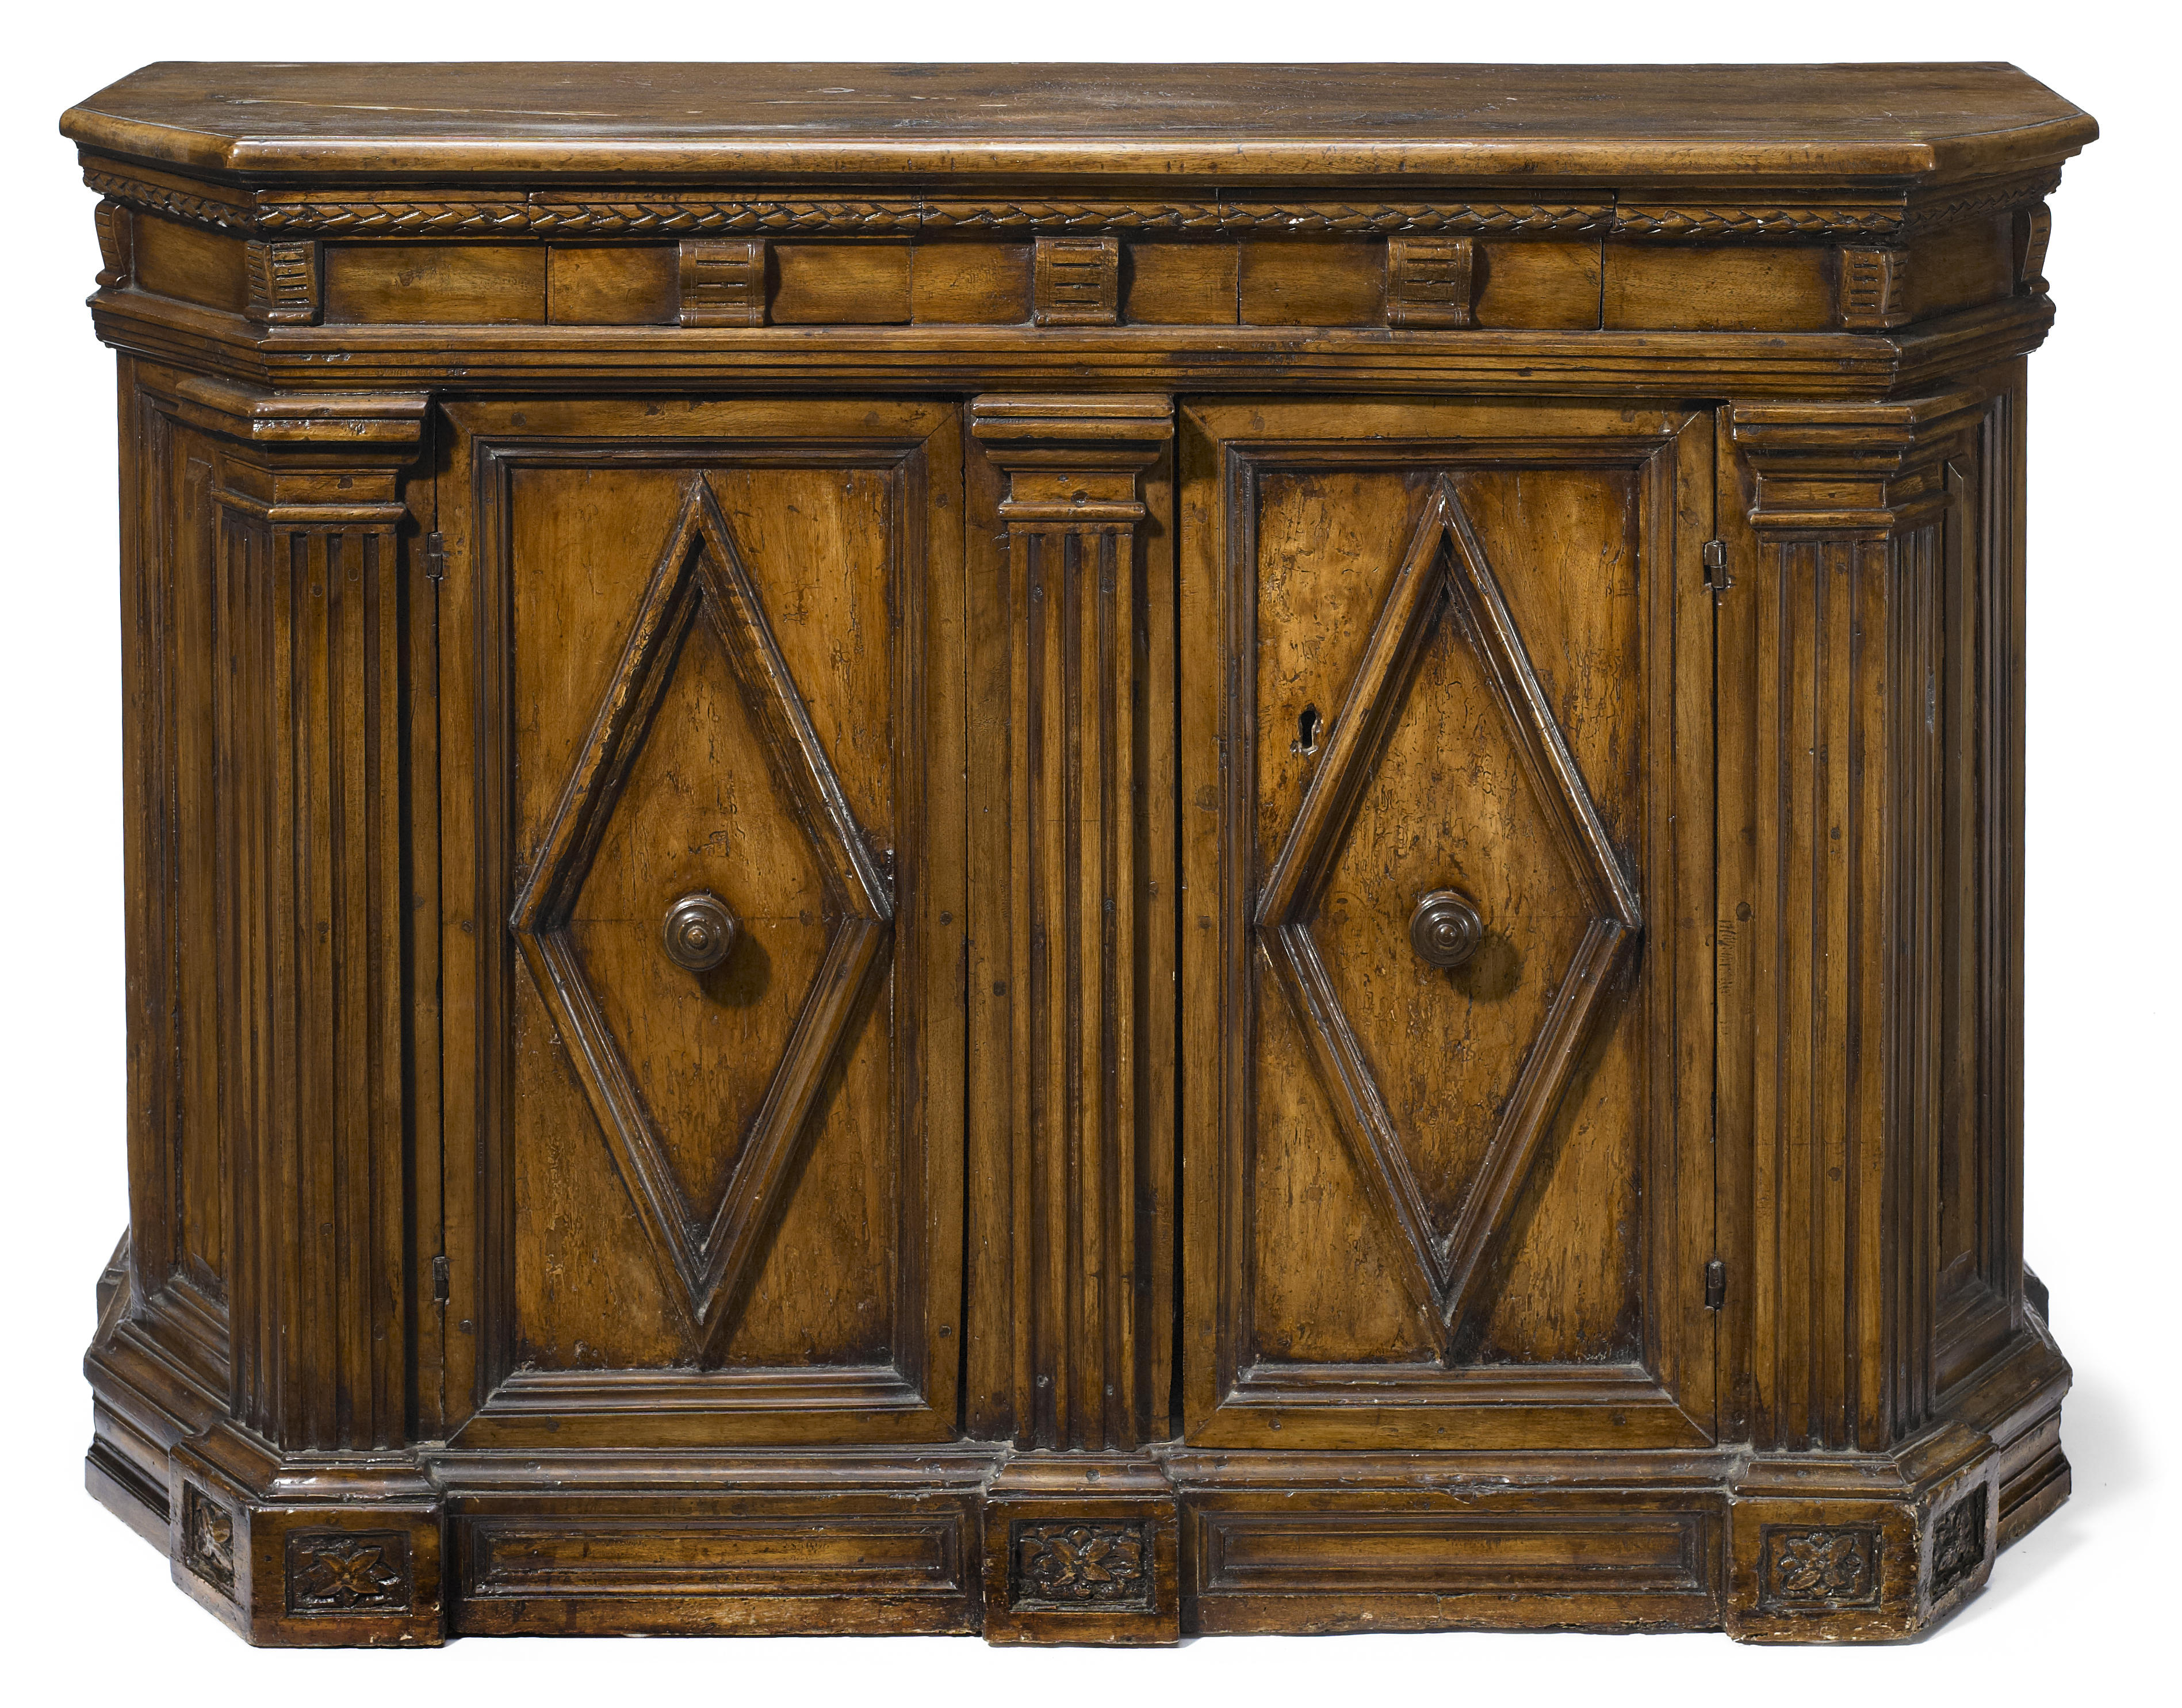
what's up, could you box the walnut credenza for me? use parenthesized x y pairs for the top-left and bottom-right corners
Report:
(61, 62), (2092, 1646)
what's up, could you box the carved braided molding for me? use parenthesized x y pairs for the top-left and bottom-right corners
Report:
(1614, 205), (1906, 240)
(83, 164), (2062, 243)
(1905, 168), (2064, 236)
(923, 201), (1613, 234)
(258, 200), (924, 236)
(78, 173), (922, 236)
(1611, 169), (2061, 242)
(84, 167), (255, 232)
(84, 174), (1612, 239)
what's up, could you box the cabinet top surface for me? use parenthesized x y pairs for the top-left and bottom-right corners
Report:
(63, 60), (2092, 183)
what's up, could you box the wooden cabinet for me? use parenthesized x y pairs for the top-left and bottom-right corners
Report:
(62, 61), (2091, 1648)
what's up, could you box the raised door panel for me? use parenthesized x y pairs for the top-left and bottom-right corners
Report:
(1179, 398), (1715, 1451)
(109, 364), (248, 1408)
(1932, 382), (2028, 1395)
(124, 380), (230, 1311)
(436, 398), (964, 1446)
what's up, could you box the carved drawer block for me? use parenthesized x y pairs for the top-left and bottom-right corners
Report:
(62, 60), (2091, 1647)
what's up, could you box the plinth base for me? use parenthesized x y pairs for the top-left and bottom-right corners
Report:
(86, 1251), (2071, 1648)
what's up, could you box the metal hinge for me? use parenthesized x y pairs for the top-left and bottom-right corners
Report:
(431, 1254), (450, 1304)
(1704, 1258), (1727, 1311)
(423, 530), (447, 583)
(1701, 539), (1732, 596)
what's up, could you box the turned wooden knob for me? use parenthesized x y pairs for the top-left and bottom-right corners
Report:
(662, 891), (739, 972)
(1409, 889), (1484, 969)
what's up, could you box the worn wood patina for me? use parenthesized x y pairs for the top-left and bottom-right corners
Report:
(64, 59), (2089, 1646)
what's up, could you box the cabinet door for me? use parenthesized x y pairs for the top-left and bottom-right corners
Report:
(434, 399), (964, 1446)
(1179, 399), (1715, 1450)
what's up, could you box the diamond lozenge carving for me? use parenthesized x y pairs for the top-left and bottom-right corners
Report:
(1255, 475), (1641, 1346)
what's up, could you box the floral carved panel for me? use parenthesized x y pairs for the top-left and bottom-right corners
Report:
(285, 1531), (414, 1617)
(1008, 1521), (1154, 1612)
(1758, 1526), (1882, 1610)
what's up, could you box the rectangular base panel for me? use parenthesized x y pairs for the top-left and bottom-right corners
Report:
(448, 1498), (987, 1637)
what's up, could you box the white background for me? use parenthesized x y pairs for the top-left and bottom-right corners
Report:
(2, 6), (2173, 1702)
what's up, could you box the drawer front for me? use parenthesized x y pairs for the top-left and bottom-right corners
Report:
(435, 398), (964, 1445)
(1178, 398), (1717, 1450)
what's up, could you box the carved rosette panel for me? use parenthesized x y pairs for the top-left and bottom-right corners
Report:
(1758, 1526), (1882, 1610)
(285, 1531), (414, 1616)
(1008, 1521), (1154, 1611)
(971, 395), (1172, 1450)
(1930, 1485), (1989, 1598)
(1255, 476), (1641, 1348)
(179, 1484), (236, 1596)
(508, 480), (892, 1348)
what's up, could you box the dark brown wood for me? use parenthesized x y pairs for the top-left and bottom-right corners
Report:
(64, 60), (2088, 1649)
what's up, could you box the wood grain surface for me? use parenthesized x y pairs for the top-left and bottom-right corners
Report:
(64, 62), (2093, 181)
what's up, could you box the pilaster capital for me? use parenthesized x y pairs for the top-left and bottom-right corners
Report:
(1728, 387), (1987, 535)
(167, 374), (429, 457)
(166, 375), (430, 520)
(970, 394), (1172, 523)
